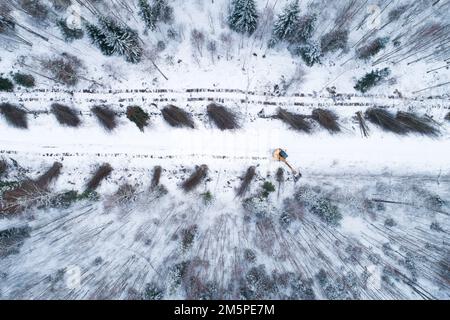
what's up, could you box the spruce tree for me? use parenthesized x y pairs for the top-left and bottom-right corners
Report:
(86, 17), (143, 63)
(138, 0), (157, 31)
(289, 13), (317, 44)
(228, 0), (258, 35)
(138, 0), (173, 30)
(86, 23), (114, 56)
(272, 1), (300, 42)
(293, 41), (321, 67)
(102, 18), (142, 63)
(57, 19), (84, 42)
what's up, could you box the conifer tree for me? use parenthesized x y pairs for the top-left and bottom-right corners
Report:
(138, 0), (157, 31)
(294, 41), (321, 67)
(354, 68), (391, 93)
(228, 0), (258, 35)
(138, 0), (173, 30)
(86, 17), (143, 63)
(289, 13), (317, 44)
(86, 23), (114, 56)
(272, 1), (300, 42)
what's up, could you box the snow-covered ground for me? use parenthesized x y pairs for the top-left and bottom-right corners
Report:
(0, 0), (449, 300)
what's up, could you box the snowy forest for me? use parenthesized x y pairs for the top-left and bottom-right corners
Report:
(0, 0), (449, 300)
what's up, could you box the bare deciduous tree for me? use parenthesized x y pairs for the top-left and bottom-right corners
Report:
(191, 28), (205, 58)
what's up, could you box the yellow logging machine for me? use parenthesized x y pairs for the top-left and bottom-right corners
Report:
(273, 148), (302, 180)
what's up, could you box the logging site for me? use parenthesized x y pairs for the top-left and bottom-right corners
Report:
(0, 0), (449, 302)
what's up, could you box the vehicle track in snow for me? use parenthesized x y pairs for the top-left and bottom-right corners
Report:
(1, 88), (450, 112)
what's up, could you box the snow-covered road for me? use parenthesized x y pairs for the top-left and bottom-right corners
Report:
(1, 125), (449, 177)
(1, 89), (449, 179)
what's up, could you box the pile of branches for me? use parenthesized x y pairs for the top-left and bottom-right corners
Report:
(276, 108), (311, 133)
(365, 108), (440, 136)
(396, 111), (439, 136)
(207, 103), (239, 130)
(0, 103), (28, 129)
(91, 105), (117, 131)
(51, 103), (81, 127)
(312, 108), (340, 133)
(365, 108), (407, 134)
(162, 105), (195, 128)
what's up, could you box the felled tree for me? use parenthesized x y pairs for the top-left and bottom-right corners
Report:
(228, 0), (258, 35)
(292, 41), (321, 67)
(354, 68), (391, 93)
(356, 37), (389, 60)
(271, 1), (300, 43)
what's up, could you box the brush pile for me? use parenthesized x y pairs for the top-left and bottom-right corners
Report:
(365, 108), (440, 136)
(51, 103), (81, 127)
(0, 103), (28, 129)
(365, 108), (407, 134)
(396, 111), (439, 136)
(151, 166), (162, 189)
(312, 108), (340, 133)
(162, 105), (195, 128)
(276, 108), (311, 133)
(91, 105), (117, 131)
(207, 103), (239, 130)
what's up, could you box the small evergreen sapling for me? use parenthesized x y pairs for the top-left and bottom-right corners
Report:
(261, 181), (275, 198)
(57, 19), (84, 42)
(127, 106), (150, 132)
(354, 68), (391, 93)
(13, 73), (35, 88)
(292, 41), (321, 67)
(0, 77), (14, 92)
